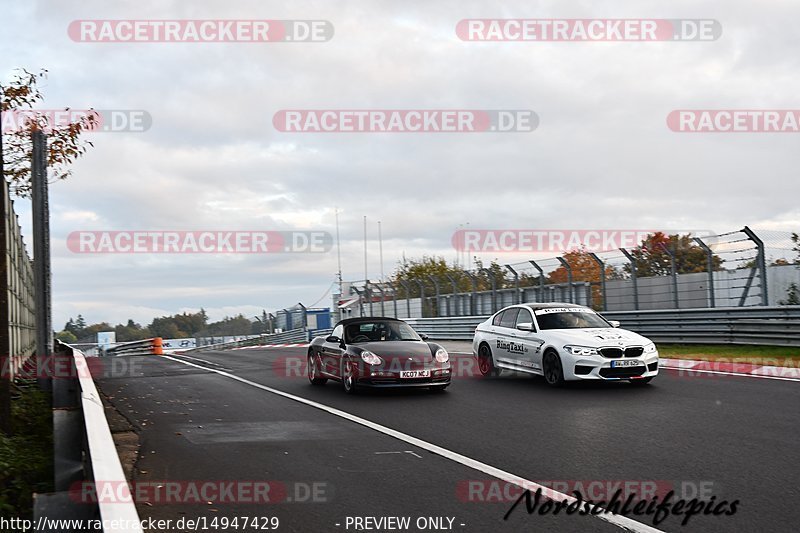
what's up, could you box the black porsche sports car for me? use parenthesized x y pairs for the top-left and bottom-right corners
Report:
(307, 317), (451, 393)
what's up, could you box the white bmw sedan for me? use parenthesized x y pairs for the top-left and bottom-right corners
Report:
(472, 303), (659, 386)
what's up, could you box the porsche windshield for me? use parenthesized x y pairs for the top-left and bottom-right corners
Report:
(535, 310), (611, 330)
(344, 321), (422, 343)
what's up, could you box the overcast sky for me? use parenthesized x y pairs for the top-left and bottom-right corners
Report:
(2, 0), (798, 328)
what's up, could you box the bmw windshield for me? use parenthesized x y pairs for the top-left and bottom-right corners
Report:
(534, 309), (612, 330)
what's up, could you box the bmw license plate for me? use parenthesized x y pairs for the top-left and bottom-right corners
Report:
(400, 370), (430, 378)
(611, 360), (640, 368)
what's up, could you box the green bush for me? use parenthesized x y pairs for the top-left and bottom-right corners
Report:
(0, 384), (53, 519)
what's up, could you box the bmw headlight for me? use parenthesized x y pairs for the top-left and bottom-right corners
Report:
(563, 345), (599, 356)
(643, 342), (657, 354)
(435, 348), (449, 363)
(360, 351), (382, 365)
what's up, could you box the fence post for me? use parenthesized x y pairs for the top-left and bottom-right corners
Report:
(693, 237), (715, 308)
(528, 260), (545, 302)
(364, 281), (374, 316)
(465, 271), (478, 315)
(505, 265), (520, 304)
(385, 281), (398, 318)
(400, 280), (411, 318)
(742, 226), (768, 305)
(588, 253), (607, 311)
(556, 257), (574, 303)
(427, 275), (441, 318)
(445, 273), (459, 317)
(32, 130), (52, 392)
(414, 279), (426, 318)
(659, 243), (680, 309)
(374, 283), (386, 317)
(619, 248), (639, 310)
(479, 268), (497, 312)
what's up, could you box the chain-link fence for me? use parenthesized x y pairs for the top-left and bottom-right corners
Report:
(337, 227), (800, 319)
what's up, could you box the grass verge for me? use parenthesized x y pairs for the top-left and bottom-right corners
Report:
(658, 344), (799, 365)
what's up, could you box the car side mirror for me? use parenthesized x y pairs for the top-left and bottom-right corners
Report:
(326, 335), (341, 343)
(608, 320), (621, 328)
(419, 333), (429, 341)
(517, 322), (535, 332)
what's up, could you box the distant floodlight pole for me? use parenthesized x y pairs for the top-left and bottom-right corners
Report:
(363, 215), (367, 283)
(378, 220), (384, 283)
(335, 207), (343, 299)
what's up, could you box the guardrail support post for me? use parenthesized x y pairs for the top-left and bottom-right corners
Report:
(529, 260), (545, 303)
(742, 226), (768, 306)
(693, 237), (715, 308)
(619, 248), (640, 310)
(588, 253), (607, 311)
(556, 257), (574, 303)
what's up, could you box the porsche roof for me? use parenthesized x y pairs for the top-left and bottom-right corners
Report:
(335, 316), (405, 327)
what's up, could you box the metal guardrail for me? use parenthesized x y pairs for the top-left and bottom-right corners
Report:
(103, 337), (163, 356)
(602, 306), (800, 346)
(34, 341), (144, 532)
(404, 306), (800, 347)
(182, 328), (309, 353)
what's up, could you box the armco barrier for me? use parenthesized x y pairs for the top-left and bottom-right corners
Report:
(34, 341), (144, 532)
(103, 337), (163, 356)
(404, 306), (800, 347)
(182, 328), (309, 352)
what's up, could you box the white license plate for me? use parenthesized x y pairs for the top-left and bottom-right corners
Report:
(400, 370), (430, 379)
(611, 360), (640, 368)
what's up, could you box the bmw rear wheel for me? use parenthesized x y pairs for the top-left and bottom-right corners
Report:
(478, 344), (501, 377)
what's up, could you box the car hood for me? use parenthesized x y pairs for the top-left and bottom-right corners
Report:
(353, 340), (433, 361)
(541, 328), (651, 347)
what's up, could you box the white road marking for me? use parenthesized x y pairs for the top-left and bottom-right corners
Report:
(162, 355), (664, 533)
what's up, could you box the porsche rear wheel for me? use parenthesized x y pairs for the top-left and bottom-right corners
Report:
(308, 352), (327, 385)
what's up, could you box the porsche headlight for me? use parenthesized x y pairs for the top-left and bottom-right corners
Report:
(435, 348), (449, 363)
(643, 342), (657, 354)
(360, 351), (382, 365)
(564, 345), (599, 356)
